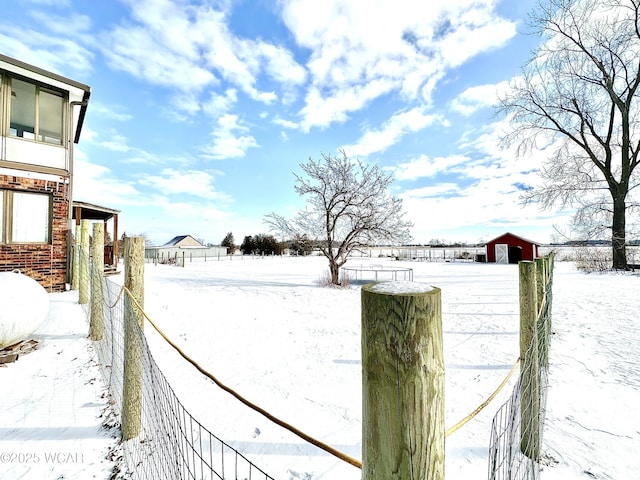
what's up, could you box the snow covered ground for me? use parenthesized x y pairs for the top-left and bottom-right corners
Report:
(0, 290), (120, 479)
(1, 255), (638, 479)
(541, 265), (640, 480)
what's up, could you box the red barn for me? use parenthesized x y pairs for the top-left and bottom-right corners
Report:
(484, 232), (541, 264)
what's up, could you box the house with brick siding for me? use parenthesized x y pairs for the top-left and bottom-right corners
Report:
(0, 54), (90, 291)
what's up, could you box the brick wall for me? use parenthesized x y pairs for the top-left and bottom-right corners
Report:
(0, 174), (69, 292)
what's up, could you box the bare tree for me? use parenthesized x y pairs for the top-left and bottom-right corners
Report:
(499, 0), (640, 269)
(265, 150), (413, 285)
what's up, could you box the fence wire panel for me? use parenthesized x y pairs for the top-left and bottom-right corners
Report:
(487, 256), (554, 480)
(78, 248), (275, 480)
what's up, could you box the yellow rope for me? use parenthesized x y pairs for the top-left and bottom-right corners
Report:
(107, 284), (523, 464)
(105, 284), (127, 309)
(119, 286), (363, 469)
(445, 358), (520, 437)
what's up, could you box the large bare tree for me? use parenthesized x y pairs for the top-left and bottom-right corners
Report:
(266, 151), (413, 285)
(499, 0), (640, 269)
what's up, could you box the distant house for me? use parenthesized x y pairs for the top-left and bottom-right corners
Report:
(0, 54), (91, 291)
(146, 235), (227, 263)
(484, 232), (541, 264)
(161, 235), (204, 248)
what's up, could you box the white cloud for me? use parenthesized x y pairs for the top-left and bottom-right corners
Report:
(401, 176), (549, 238)
(402, 183), (461, 198)
(299, 79), (395, 130)
(451, 81), (511, 116)
(72, 158), (141, 207)
(393, 114), (563, 242)
(119, 195), (233, 245)
(73, 157), (233, 245)
(343, 108), (444, 157)
(202, 114), (259, 160)
(0, 30), (93, 76)
(98, 133), (130, 152)
(459, 117), (550, 177)
(280, 0), (518, 129)
(202, 89), (238, 118)
(393, 154), (470, 181)
(79, 127), (97, 142)
(168, 92), (202, 117)
(101, 24), (217, 92)
(255, 40), (307, 90)
(273, 116), (299, 130)
(90, 103), (132, 122)
(155, 195), (230, 218)
(28, 11), (91, 35)
(102, 0), (304, 109)
(138, 168), (232, 202)
(437, 12), (516, 68)
(82, 128), (161, 165)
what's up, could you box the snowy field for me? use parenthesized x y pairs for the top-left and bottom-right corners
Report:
(1, 254), (638, 479)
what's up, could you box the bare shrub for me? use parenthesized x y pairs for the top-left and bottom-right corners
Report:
(315, 269), (351, 288)
(573, 247), (612, 272)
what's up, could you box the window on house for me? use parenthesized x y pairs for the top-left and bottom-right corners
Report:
(9, 78), (64, 145)
(0, 190), (52, 244)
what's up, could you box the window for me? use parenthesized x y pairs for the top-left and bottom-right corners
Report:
(9, 78), (64, 145)
(1, 190), (52, 244)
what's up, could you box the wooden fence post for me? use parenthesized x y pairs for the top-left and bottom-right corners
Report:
(71, 224), (81, 291)
(546, 253), (554, 329)
(519, 260), (539, 460)
(535, 257), (550, 369)
(361, 282), (444, 479)
(122, 236), (145, 441)
(78, 220), (90, 304)
(89, 223), (104, 341)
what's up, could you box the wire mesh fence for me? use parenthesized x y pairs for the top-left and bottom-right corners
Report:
(487, 255), (554, 480)
(75, 237), (556, 480)
(77, 245), (276, 480)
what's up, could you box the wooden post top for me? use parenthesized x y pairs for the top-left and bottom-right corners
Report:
(363, 281), (436, 295)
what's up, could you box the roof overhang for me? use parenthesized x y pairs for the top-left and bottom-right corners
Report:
(72, 201), (120, 222)
(0, 53), (91, 144)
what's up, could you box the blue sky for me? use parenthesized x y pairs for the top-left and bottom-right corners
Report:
(1, 0), (572, 246)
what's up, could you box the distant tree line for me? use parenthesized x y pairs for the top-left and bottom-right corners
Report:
(221, 230), (493, 256)
(239, 234), (282, 255)
(220, 232), (315, 256)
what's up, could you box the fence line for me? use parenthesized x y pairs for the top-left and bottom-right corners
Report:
(76, 237), (554, 479)
(78, 245), (276, 480)
(487, 253), (555, 480)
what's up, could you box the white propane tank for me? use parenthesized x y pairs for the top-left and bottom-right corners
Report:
(0, 270), (50, 349)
